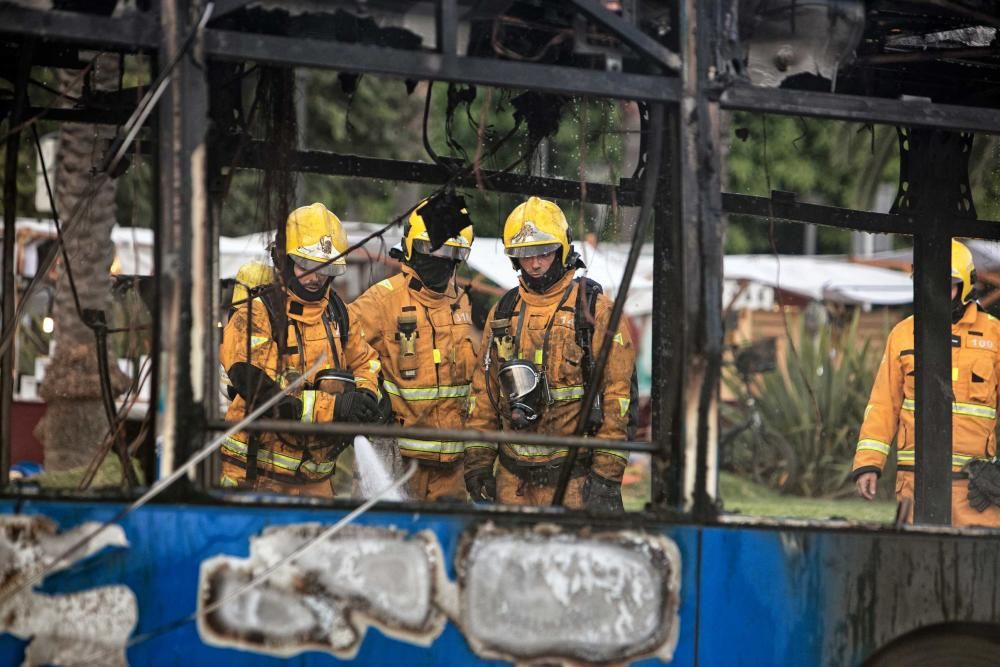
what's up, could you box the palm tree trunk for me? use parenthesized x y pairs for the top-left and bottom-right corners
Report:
(38, 53), (128, 474)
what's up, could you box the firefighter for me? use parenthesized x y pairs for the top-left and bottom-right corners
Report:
(853, 239), (1000, 527)
(463, 197), (636, 510)
(220, 260), (275, 412)
(348, 199), (477, 501)
(219, 203), (384, 497)
(230, 260), (274, 314)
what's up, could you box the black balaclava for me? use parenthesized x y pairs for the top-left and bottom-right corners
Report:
(520, 256), (567, 293)
(283, 260), (332, 302)
(409, 253), (458, 293)
(952, 285), (974, 323)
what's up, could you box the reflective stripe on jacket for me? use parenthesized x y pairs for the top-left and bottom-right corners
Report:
(348, 266), (477, 463)
(853, 303), (1000, 475)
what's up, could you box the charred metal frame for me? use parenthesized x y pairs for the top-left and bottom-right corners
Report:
(2, 0), (998, 525)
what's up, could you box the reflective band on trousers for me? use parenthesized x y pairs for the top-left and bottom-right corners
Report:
(896, 450), (989, 469)
(856, 438), (891, 455)
(508, 444), (570, 458)
(901, 398), (997, 420)
(221, 436), (335, 476)
(398, 438), (466, 455)
(382, 380), (470, 401)
(550, 385), (585, 401)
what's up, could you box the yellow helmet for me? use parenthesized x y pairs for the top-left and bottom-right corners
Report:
(232, 260), (273, 305)
(402, 199), (474, 261)
(952, 239), (977, 305)
(285, 203), (349, 277)
(503, 196), (571, 264)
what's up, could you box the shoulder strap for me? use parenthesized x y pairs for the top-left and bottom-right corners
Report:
(259, 288), (287, 353)
(574, 278), (602, 346)
(326, 290), (350, 347)
(494, 286), (521, 321)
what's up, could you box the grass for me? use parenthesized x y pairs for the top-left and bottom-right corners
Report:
(27, 456), (145, 490)
(718, 472), (895, 522)
(623, 458), (895, 522)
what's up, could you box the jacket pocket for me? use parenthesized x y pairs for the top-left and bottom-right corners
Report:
(967, 356), (996, 404)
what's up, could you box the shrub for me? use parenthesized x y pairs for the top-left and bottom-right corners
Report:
(721, 309), (884, 497)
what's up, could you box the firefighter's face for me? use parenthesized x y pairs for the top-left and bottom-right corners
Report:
(293, 263), (327, 292)
(519, 251), (557, 278)
(952, 284), (959, 300)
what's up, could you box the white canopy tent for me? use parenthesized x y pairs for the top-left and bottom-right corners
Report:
(13, 219), (915, 312)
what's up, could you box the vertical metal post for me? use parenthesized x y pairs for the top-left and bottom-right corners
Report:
(436, 0), (458, 56)
(893, 127), (965, 525)
(157, 0), (210, 481)
(1, 41), (33, 486)
(912, 226), (952, 524)
(670, 0), (723, 516)
(651, 115), (680, 507)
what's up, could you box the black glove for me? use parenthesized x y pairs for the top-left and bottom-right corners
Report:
(465, 468), (496, 503)
(377, 392), (395, 424)
(582, 471), (624, 513)
(333, 390), (382, 423)
(966, 459), (1000, 513)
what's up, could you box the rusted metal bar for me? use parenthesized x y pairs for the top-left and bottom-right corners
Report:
(721, 84), (1000, 135)
(0, 5), (157, 50)
(690, 0), (724, 520)
(568, 0), (682, 72)
(435, 0), (457, 57)
(157, 0), (210, 480)
(721, 192), (1000, 241)
(0, 41), (33, 486)
(230, 143), (642, 206)
(204, 29), (681, 102)
(912, 226), (953, 524)
(205, 420), (658, 453)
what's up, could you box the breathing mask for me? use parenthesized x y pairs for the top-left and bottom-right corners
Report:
(497, 359), (552, 429)
(313, 368), (356, 395)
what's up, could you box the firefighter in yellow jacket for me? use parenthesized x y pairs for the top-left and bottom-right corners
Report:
(853, 239), (1000, 527)
(219, 203), (384, 497)
(464, 197), (635, 510)
(348, 200), (477, 501)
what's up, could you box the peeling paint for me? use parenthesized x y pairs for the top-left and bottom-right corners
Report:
(0, 515), (136, 667)
(197, 524), (453, 659)
(455, 523), (681, 666)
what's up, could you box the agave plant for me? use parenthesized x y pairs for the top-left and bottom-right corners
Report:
(722, 308), (885, 497)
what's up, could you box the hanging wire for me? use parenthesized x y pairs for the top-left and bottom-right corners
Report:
(761, 114), (823, 430)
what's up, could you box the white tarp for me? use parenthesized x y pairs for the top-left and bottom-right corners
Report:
(14, 219), (914, 309)
(723, 255), (913, 305)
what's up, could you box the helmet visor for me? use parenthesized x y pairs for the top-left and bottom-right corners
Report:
(505, 243), (561, 259)
(290, 254), (346, 277)
(412, 238), (470, 261)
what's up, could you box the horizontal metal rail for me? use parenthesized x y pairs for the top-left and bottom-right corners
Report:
(0, 5), (680, 103)
(720, 84), (1000, 135)
(0, 6), (158, 50)
(204, 29), (681, 102)
(231, 142), (642, 206)
(205, 419), (658, 453)
(721, 192), (1000, 241)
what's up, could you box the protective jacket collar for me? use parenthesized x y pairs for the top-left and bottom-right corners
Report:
(402, 265), (461, 308)
(285, 288), (329, 324)
(957, 301), (981, 326)
(518, 269), (577, 307)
